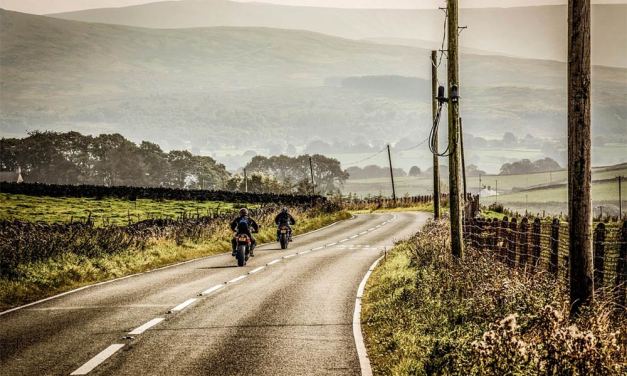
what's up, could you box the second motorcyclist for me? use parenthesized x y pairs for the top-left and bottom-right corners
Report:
(274, 207), (296, 242)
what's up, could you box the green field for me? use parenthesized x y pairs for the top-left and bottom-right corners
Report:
(0, 194), (243, 225)
(343, 163), (627, 199)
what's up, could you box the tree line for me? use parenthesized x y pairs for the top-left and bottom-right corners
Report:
(0, 131), (349, 194)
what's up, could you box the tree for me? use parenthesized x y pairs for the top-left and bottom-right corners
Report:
(408, 166), (421, 177)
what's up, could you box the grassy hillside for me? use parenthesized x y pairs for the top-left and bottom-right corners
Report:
(1, 9), (625, 169)
(49, 0), (627, 67)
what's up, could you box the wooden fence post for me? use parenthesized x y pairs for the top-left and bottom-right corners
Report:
(508, 218), (518, 268)
(617, 221), (627, 306)
(500, 217), (509, 263)
(593, 222), (606, 290)
(532, 218), (542, 270)
(550, 218), (560, 276)
(520, 217), (529, 270)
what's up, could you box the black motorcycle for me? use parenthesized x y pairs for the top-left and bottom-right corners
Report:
(278, 224), (291, 250)
(234, 233), (252, 266)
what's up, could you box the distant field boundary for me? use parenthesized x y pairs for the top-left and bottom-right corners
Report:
(0, 182), (323, 205)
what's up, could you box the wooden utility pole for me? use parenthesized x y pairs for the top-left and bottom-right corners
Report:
(447, 0), (464, 258)
(568, 0), (593, 316)
(243, 168), (248, 192)
(619, 176), (623, 219)
(309, 157), (315, 195)
(460, 117), (467, 201)
(387, 144), (397, 202)
(431, 50), (441, 220)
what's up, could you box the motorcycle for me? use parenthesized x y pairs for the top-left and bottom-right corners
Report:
(278, 224), (291, 250)
(234, 233), (252, 267)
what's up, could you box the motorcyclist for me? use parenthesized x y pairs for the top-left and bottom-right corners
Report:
(274, 207), (296, 241)
(230, 208), (259, 257)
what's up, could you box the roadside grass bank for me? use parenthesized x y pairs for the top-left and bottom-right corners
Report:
(362, 220), (625, 376)
(0, 208), (350, 311)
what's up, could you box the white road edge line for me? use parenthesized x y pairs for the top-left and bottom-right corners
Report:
(353, 256), (384, 376)
(249, 266), (265, 274)
(339, 239), (349, 243)
(283, 254), (296, 259)
(200, 284), (224, 296)
(312, 246), (324, 251)
(70, 344), (125, 375)
(298, 250), (311, 255)
(267, 259), (281, 265)
(128, 317), (164, 335)
(350, 235), (359, 239)
(327, 242), (338, 246)
(169, 298), (197, 313)
(0, 217), (352, 317)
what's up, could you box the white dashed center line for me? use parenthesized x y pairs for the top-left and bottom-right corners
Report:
(283, 254), (296, 259)
(298, 250), (311, 255)
(169, 298), (197, 313)
(70, 344), (125, 375)
(267, 259), (281, 265)
(227, 275), (247, 284)
(248, 266), (265, 274)
(129, 318), (164, 335)
(200, 284), (224, 296)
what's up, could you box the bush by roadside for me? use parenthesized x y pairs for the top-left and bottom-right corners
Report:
(362, 220), (625, 376)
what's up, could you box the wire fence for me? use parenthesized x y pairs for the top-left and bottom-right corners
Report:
(463, 208), (627, 305)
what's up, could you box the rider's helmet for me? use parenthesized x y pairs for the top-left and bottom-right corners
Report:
(239, 208), (249, 217)
(281, 207), (288, 213)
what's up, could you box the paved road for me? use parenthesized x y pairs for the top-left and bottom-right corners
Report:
(1, 212), (429, 376)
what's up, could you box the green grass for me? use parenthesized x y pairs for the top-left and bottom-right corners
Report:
(0, 209), (351, 311)
(0, 193), (244, 225)
(495, 179), (625, 203)
(362, 220), (625, 375)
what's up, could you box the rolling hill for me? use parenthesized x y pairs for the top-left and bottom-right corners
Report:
(1, 9), (626, 172)
(48, 0), (627, 68)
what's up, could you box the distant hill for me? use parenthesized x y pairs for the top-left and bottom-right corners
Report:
(1, 9), (626, 172)
(48, 0), (627, 68)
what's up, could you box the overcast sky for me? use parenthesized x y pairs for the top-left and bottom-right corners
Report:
(1, 0), (625, 14)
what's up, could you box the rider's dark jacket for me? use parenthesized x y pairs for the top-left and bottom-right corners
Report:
(274, 212), (296, 226)
(230, 216), (259, 236)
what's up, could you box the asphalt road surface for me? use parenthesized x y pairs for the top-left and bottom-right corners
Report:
(1, 212), (429, 376)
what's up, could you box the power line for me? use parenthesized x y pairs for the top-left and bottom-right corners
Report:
(342, 147), (386, 167)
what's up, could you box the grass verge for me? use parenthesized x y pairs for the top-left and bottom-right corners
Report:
(362, 220), (625, 376)
(0, 210), (350, 311)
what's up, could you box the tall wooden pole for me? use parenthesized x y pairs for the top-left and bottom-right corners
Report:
(431, 50), (441, 220)
(309, 157), (315, 195)
(460, 117), (467, 201)
(447, 0), (464, 258)
(619, 176), (623, 219)
(387, 145), (397, 202)
(568, 0), (593, 316)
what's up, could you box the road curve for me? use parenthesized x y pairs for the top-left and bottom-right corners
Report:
(0, 212), (429, 376)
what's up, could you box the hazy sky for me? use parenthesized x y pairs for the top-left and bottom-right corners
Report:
(1, 0), (625, 14)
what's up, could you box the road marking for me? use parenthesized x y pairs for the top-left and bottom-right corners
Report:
(200, 284), (224, 296)
(312, 246), (324, 251)
(70, 344), (125, 375)
(298, 250), (311, 255)
(375, 225), (381, 228)
(359, 231), (368, 235)
(327, 242), (338, 246)
(169, 298), (197, 313)
(227, 275), (247, 284)
(267, 259), (281, 265)
(129, 317), (164, 335)
(368, 227), (375, 231)
(350, 235), (359, 239)
(339, 239), (349, 243)
(283, 254), (296, 259)
(249, 266), (265, 274)
(353, 255), (384, 376)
